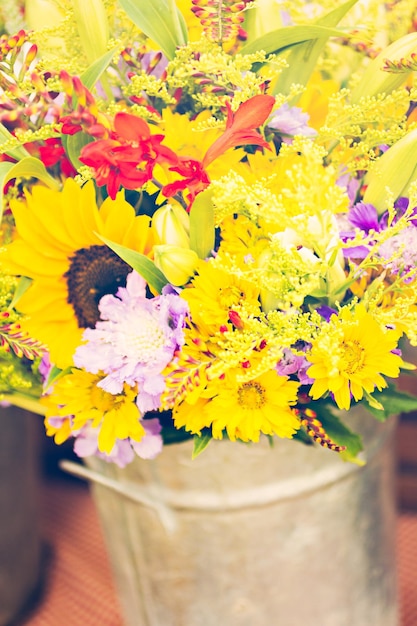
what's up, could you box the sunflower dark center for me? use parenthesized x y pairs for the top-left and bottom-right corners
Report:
(65, 245), (131, 328)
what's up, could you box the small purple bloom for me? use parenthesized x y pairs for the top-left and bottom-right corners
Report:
(348, 202), (380, 233)
(267, 103), (317, 144)
(277, 347), (314, 385)
(316, 305), (338, 322)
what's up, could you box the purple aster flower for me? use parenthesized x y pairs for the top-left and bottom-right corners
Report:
(316, 305), (338, 322)
(73, 418), (163, 467)
(336, 171), (361, 207)
(379, 197), (417, 229)
(74, 271), (189, 412)
(276, 347), (314, 385)
(267, 103), (317, 144)
(131, 418), (163, 459)
(348, 202), (380, 233)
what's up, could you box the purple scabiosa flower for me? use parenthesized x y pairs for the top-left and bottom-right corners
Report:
(267, 103), (317, 144)
(378, 225), (417, 282)
(74, 271), (189, 413)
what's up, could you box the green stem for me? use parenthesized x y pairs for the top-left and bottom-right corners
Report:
(2, 393), (46, 415)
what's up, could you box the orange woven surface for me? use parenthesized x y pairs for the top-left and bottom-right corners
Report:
(17, 479), (417, 626)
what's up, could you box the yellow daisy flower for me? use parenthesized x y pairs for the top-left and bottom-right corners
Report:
(173, 369), (300, 442)
(181, 259), (261, 331)
(307, 305), (404, 410)
(43, 369), (144, 454)
(3, 179), (153, 368)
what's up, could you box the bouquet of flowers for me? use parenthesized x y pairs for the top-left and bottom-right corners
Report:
(1, 0), (417, 468)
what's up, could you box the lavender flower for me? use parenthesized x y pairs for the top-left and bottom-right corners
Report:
(74, 271), (189, 413)
(73, 418), (163, 467)
(378, 226), (417, 281)
(267, 103), (317, 144)
(277, 347), (314, 385)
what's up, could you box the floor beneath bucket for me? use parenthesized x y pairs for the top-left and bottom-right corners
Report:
(13, 472), (417, 626)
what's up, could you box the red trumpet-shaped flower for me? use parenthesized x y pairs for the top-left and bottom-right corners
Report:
(202, 94), (275, 166)
(163, 94), (275, 206)
(79, 112), (178, 199)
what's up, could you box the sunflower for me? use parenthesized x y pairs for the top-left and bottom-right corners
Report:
(43, 368), (144, 454)
(307, 305), (404, 410)
(3, 179), (153, 368)
(173, 369), (300, 442)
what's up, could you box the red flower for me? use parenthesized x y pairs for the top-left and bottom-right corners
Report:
(162, 94), (275, 206)
(203, 94), (275, 166)
(162, 157), (210, 203)
(79, 112), (177, 199)
(38, 138), (77, 178)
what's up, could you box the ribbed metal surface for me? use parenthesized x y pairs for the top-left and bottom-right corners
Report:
(83, 407), (399, 626)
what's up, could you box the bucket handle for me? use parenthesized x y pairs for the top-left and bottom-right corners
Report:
(60, 460), (178, 533)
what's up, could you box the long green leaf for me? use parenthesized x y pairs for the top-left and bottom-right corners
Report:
(192, 432), (212, 459)
(9, 277), (32, 310)
(315, 401), (364, 463)
(3, 156), (61, 190)
(364, 383), (417, 421)
(0, 161), (16, 222)
(189, 189), (215, 259)
(273, 0), (359, 96)
(62, 132), (94, 170)
(98, 234), (169, 294)
(117, 0), (187, 60)
(0, 123), (30, 160)
(241, 24), (348, 57)
(0, 156), (60, 222)
(81, 47), (118, 90)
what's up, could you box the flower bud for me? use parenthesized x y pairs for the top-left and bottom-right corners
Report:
(153, 245), (198, 286)
(363, 128), (417, 214)
(72, 0), (109, 64)
(350, 32), (417, 103)
(152, 203), (190, 248)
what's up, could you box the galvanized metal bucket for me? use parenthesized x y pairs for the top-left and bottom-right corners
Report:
(69, 406), (399, 626)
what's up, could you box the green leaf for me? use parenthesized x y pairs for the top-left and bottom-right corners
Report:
(0, 161), (16, 222)
(117, 0), (187, 60)
(80, 47), (118, 90)
(364, 383), (417, 421)
(62, 132), (94, 170)
(0, 123), (30, 160)
(273, 0), (358, 97)
(9, 277), (32, 309)
(0, 157), (61, 221)
(189, 188), (215, 259)
(315, 401), (364, 462)
(192, 432), (212, 459)
(241, 24), (348, 57)
(97, 234), (169, 294)
(44, 365), (72, 391)
(4, 156), (61, 190)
